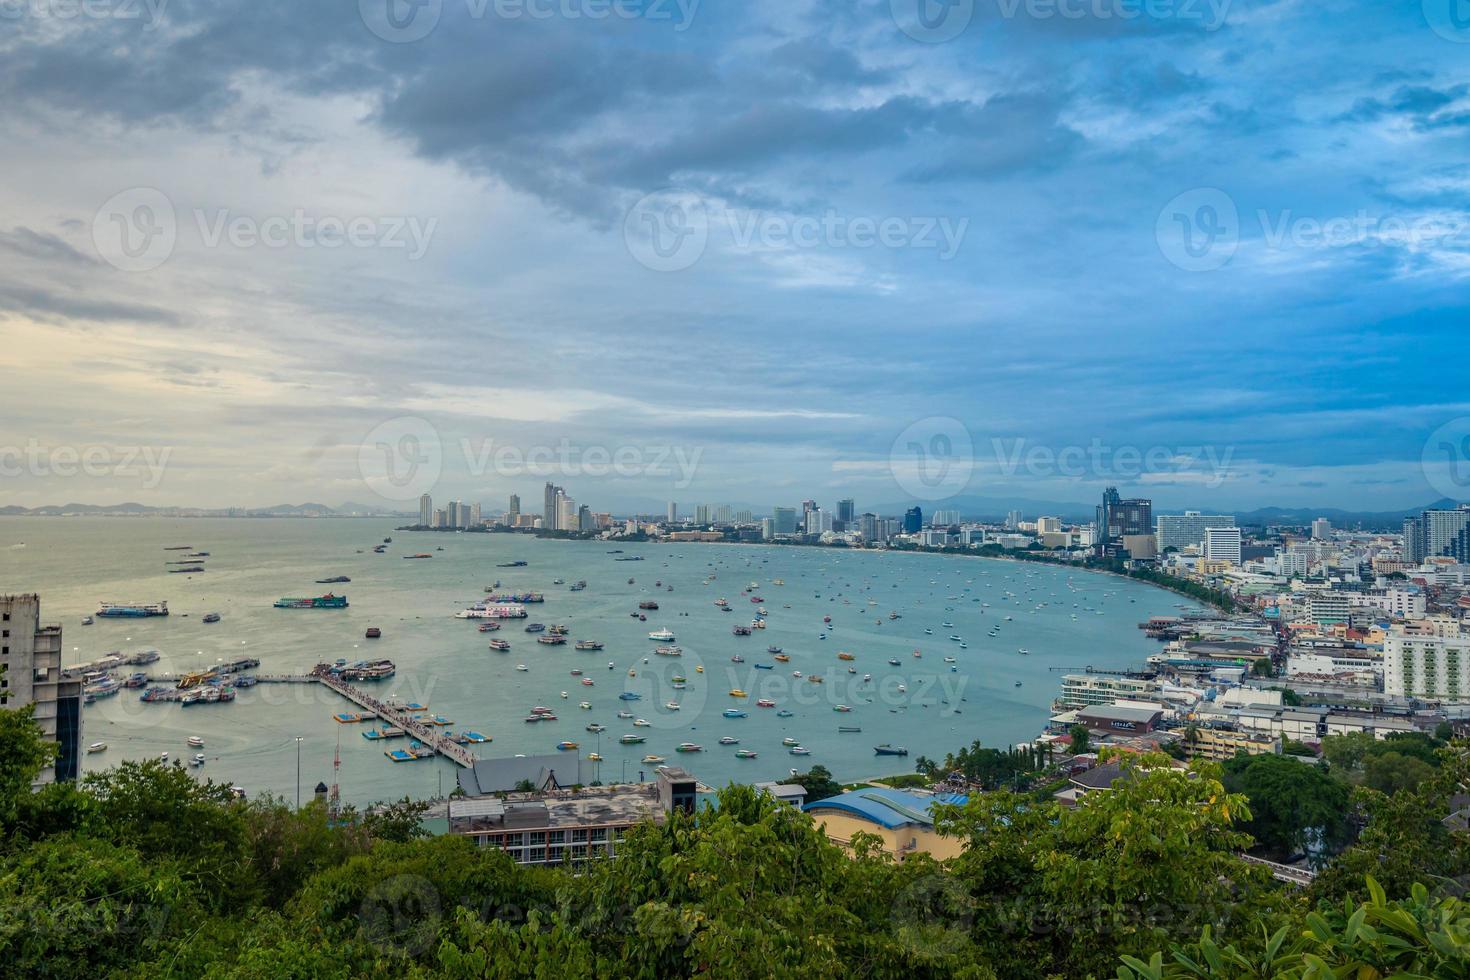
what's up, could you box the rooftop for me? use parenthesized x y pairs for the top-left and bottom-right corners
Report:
(803, 787), (966, 830)
(448, 784), (665, 833)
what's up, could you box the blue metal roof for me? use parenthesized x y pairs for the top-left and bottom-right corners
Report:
(803, 788), (967, 829)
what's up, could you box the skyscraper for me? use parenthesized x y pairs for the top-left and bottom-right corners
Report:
(772, 507), (798, 535)
(557, 494), (577, 533)
(1155, 512), (1236, 552)
(0, 594), (83, 786)
(667, 501), (677, 523)
(1311, 518), (1331, 540)
(419, 493), (432, 527)
(1204, 527), (1242, 565)
(508, 494), (520, 523)
(1097, 487), (1151, 540)
(903, 506), (922, 533)
(836, 498), (855, 524)
(543, 482), (563, 532)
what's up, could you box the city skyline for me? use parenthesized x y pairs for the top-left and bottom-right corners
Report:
(2, 4), (1469, 511)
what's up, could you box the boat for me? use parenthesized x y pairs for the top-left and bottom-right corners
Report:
(316, 576), (351, 584)
(483, 592), (544, 603)
(728, 689), (747, 698)
(776, 709), (793, 718)
(274, 594), (348, 609)
(97, 601), (169, 618)
(587, 752), (603, 762)
(402, 553), (433, 560)
(87, 741), (107, 754)
(648, 629), (676, 641)
(548, 625), (570, 635)
(874, 745), (909, 757)
(773, 654), (790, 663)
(718, 736), (739, 745)
(496, 560), (528, 567)
(524, 623), (546, 633)
(365, 627), (381, 639)
(675, 743), (702, 753)
(789, 746), (810, 756)
(654, 645), (682, 657)
(837, 726), (862, 733)
(515, 663), (528, 671)
(489, 639), (511, 651)
(190, 754), (206, 767)
(753, 663), (774, 670)
(767, 646), (782, 654)
(617, 710), (634, 719)
(574, 640), (604, 650)
(478, 621), (502, 632)
(837, 652), (855, 661)
(620, 733), (647, 744)
(1017, 648), (1030, 655)
(1015, 681), (1023, 687)
(638, 601), (659, 610)
(81, 615), (93, 625)
(756, 699), (776, 708)
(731, 626), (752, 636)
(664, 701), (680, 710)
(633, 718), (651, 727)
(187, 735), (204, 747)
(586, 722), (606, 732)
(457, 604), (529, 620)
(833, 705), (852, 713)
(557, 741), (579, 751)
(782, 736), (800, 747)
(537, 635), (567, 645)
(642, 754), (665, 764)
(618, 691), (642, 701)
(723, 709), (748, 718)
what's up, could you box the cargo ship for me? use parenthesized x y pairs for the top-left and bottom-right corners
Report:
(97, 601), (169, 618)
(273, 594), (348, 609)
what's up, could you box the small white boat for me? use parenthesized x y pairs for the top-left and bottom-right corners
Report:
(516, 664), (529, 671)
(187, 736), (204, 748)
(87, 741), (107, 754)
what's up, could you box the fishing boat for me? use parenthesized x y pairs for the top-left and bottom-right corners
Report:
(767, 646), (782, 654)
(753, 663), (774, 670)
(773, 653), (790, 663)
(837, 652), (855, 661)
(638, 601), (659, 610)
(187, 735), (204, 747)
(728, 689), (748, 698)
(874, 745), (909, 756)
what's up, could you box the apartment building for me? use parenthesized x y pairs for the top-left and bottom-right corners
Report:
(0, 594), (84, 785)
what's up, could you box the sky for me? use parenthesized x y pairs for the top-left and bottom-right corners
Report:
(2, 0), (1470, 516)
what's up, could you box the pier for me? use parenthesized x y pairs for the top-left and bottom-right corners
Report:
(313, 671), (478, 768)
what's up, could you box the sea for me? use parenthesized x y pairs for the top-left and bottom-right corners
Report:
(0, 518), (1203, 806)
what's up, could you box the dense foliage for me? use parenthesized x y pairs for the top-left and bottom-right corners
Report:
(4, 708), (1470, 978)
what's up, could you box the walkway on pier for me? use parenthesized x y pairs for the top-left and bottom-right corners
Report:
(314, 671), (478, 768)
(1238, 854), (1317, 887)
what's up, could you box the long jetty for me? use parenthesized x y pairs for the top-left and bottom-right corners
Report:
(313, 670), (478, 768)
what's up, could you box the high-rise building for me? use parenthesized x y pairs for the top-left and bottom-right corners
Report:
(903, 506), (922, 534)
(805, 508), (833, 535)
(419, 493), (433, 527)
(578, 505), (595, 533)
(1311, 518), (1331, 540)
(1203, 526), (1242, 565)
(1404, 517), (1424, 564)
(1097, 488), (1152, 541)
(1385, 631), (1470, 700)
(1403, 506), (1470, 563)
(1155, 512), (1237, 552)
(1005, 510), (1022, 531)
(859, 513), (881, 543)
(508, 494), (520, 523)
(1036, 516), (1062, 534)
(932, 509), (961, 526)
(714, 505), (733, 524)
(470, 502), (482, 527)
(1, 594), (83, 786)
(543, 482), (563, 532)
(557, 494), (577, 533)
(667, 502), (677, 523)
(836, 498), (855, 524)
(802, 500), (818, 520)
(772, 507), (798, 535)
(695, 504), (710, 524)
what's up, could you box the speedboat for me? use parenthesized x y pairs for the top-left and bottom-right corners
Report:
(515, 663), (528, 671)
(617, 710), (634, 719)
(633, 718), (651, 727)
(723, 708), (747, 718)
(735, 749), (758, 759)
(642, 754), (665, 764)
(719, 736), (739, 745)
(789, 746), (810, 756)
(756, 699), (776, 708)
(782, 737), (800, 747)
(87, 741), (107, 754)
(776, 709), (793, 718)
(664, 701), (680, 710)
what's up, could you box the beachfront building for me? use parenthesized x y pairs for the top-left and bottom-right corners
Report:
(0, 594), (83, 786)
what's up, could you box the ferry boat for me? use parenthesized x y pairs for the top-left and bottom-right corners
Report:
(574, 640), (604, 650)
(187, 735), (204, 747)
(457, 604), (529, 620)
(97, 601), (169, 618)
(322, 659), (395, 681)
(653, 645), (682, 657)
(274, 594), (348, 609)
(735, 749), (758, 759)
(478, 622), (502, 632)
(489, 639), (511, 651)
(537, 635), (567, 645)
(648, 628), (676, 641)
(483, 592), (544, 603)
(524, 623), (546, 633)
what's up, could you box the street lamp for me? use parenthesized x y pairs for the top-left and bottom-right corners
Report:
(294, 736), (304, 808)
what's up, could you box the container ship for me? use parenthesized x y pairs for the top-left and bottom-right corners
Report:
(97, 601), (169, 618)
(273, 594), (348, 609)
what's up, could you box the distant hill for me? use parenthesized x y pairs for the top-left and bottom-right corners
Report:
(0, 502), (411, 518)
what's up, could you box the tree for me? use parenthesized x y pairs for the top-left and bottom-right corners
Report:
(1068, 724), (1091, 755)
(0, 704), (53, 825)
(1222, 752), (1350, 861)
(1251, 657), (1274, 678)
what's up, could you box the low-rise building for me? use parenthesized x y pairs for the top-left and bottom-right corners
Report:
(1057, 673), (1161, 708)
(804, 787), (967, 861)
(1183, 726), (1281, 761)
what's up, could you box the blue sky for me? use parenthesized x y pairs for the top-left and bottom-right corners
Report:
(1, 0), (1468, 514)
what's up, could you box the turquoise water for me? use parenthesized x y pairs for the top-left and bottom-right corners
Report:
(0, 518), (1200, 805)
